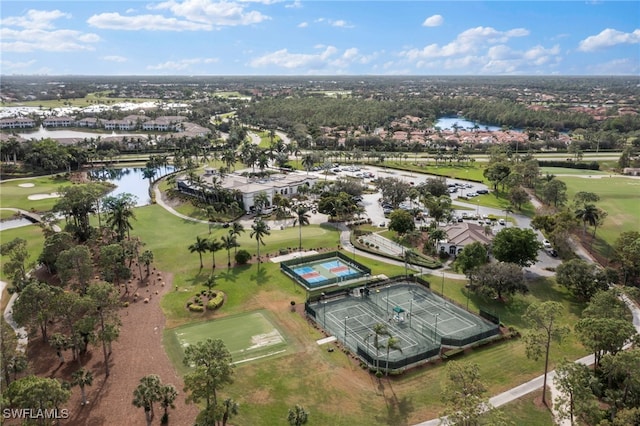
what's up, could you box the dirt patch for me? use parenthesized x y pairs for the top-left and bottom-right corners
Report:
(19, 268), (199, 426)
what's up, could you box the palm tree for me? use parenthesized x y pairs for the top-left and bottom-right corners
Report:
(301, 154), (315, 174)
(384, 336), (403, 376)
(189, 236), (209, 269)
(372, 323), (390, 373)
(207, 238), (222, 270)
(287, 404), (309, 426)
(140, 250), (154, 277)
(71, 368), (93, 406)
(159, 383), (177, 424)
(428, 228), (447, 254)
(254, 191), (270, 215)
(132, 375), (162, 426)
(221, 398), (239, 426)
(250, 218), (271, 272)
(293, 205), (311, 252)
(221, 233), (238, 269)
(230, 222), (245, 257)
(104, 195), (137, 241)
(575, 203), (599, 237)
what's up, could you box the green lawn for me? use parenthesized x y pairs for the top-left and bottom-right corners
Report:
(559, 175), (640, 257)
(499, 389), (554, 425)
(0, 224), (45, 283)
(0, 175), (75, 212)
(539, 167), (608, 176)
(384, 160), (488, 182)
(165, 310), (291, 375)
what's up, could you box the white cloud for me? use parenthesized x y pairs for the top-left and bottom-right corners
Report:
(151, 0), (270, 26)
(102, 55), (128, 63)
(89, 0), (270, 31)
(285, 0), (303, 8)
(87, 13), (211, 31)
(250, 45), (374, 71)
(147, 57), (218, 71)
(0, 9), (99, 52)
(400, 26), (529, 60)
(0, 59), (37, 71)
(578, 28), (640, 51)
(250, 46), (338, 69)
(329, 19), (354, 29)
(1, 9), (70, 30)
(297, 22), (308, 28)
(587, 58), (640, 75)
(422, 14), (443, 27)
(1, 28), (100, 52)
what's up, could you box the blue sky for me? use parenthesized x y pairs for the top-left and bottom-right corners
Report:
(1, 1), (639, 75)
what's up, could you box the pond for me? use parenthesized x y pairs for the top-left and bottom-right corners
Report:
(89, 166), (174, 207)
(434, 117), (507, 132)
(19, 127), (144, 140)
(0, 217), (36, 231)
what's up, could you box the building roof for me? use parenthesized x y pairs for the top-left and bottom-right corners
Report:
(441, 222), (493, 246)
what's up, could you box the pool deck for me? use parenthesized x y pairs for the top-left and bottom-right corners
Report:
(270, 250), (319, 263)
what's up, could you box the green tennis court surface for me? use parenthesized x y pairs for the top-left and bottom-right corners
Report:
(306, 281), (500, 372)
(164, 310), (290, 372)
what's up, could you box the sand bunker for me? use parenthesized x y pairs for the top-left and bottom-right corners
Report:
(28, 193), (60, 200)
(18, 183), (35, 188)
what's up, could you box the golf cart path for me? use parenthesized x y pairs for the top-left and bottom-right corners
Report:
(414, 294), (640, 426)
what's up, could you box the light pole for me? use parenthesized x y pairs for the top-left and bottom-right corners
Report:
(344, 316), (349, 343)
(409, 298), (413, 328)
(434, 313), (440, 342)
(386, 285), (390, 318)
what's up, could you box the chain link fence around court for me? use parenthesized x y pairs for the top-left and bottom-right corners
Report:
(305, 278), (500, 373)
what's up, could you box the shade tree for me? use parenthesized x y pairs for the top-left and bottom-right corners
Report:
(523, 301), (570, 406)
(440, 361), (506, 426)
(183, 338), (234, 411)
(555, 258), (609, 302)
(469, 262), (527, 301)
(553, 361), (600, 426)
(6, 375), (70, 415)
(492, 227), (541, 267)
(12, 281), (61, 343)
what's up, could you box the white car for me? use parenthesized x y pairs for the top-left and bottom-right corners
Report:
(379, 222), (386, 228)
(543, 239), (552, 249)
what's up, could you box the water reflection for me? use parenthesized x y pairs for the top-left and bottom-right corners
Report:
(89, 166), (174, 206)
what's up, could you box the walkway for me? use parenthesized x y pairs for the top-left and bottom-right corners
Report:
(415, 294), (640, 426)
(1, 280), (28, 353)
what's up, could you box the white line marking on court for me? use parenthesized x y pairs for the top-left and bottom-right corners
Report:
(233, 350), (287, 365)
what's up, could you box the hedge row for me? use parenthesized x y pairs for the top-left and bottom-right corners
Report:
(207, 292), (225, 311)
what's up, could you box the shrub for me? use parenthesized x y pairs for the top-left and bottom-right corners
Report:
(189, 304), (204, 312)
(235, 249), (251, 265)
(206, 292), (225, 310)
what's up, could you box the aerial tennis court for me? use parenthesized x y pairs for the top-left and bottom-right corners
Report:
(164, 310), (290, 373)
(281, 251), (371, 290)
(305, 279), (500, 373)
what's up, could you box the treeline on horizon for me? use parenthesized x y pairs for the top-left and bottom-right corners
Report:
(238, 96), (640, 134)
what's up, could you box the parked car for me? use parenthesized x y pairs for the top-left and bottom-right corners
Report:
(543, 239), (552, 249)
(547, 249), (558, 257)
(476, 189), (489, 194)
(379, 222), (386, 228)
(498, 219), (506, 225)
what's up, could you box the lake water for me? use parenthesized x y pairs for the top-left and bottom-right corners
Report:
(19, 127), (144, 140)
(89, 166), (174, 206)
(434, 117), (503, 132)
(0, 217), (35, 231)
